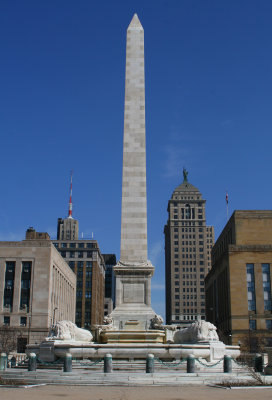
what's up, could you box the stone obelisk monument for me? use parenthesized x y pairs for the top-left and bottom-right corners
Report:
(110, 14), (156, 331)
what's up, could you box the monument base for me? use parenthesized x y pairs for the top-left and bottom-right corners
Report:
(100, 329), (165, 344)
(27, 340), (240, 363)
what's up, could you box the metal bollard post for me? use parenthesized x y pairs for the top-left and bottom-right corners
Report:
(28, 353), (37, 371)
(254, 354), (263, 373)
(104, 353), (112, 373)
(223, 355), (232, 373)
(0, 353), (7, 371)
(10, 356), (16, 368)
(146, 354), (154, 373)
(63, 353), (72, 373)
(187, 354), (195, 373)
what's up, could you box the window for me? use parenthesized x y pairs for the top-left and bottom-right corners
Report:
(78, 251), (83, 258)
(249, 319), (256, 330)
(266, 320), (272, 330)
(262, 264), (271, 311)
(185, 204), (191, 219)
(20, 316), (27, 326)
(69, 243), (76, 248)
(247, 264), (256, 311)
(53, 243), (59, 248)
(78, 243), (84, 248)
(4, 316), (10, 326)
(61, 243), (67, 248)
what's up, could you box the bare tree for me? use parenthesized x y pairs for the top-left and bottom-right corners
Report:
(0, 326), (21, 356)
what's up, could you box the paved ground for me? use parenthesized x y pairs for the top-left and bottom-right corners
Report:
(0, 385), (272, 400)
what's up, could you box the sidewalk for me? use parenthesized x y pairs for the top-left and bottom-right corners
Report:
(1, 384), (272, 400)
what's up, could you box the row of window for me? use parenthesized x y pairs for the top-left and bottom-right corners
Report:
(172, 223), (204, 228)
(68, 261), (92, 268)
(249, 319), (272, 330)
(60, 251), (94, 258)
(247, 263), (272, 311)
(175, 247), (204, 252)
(175, 308), (205, 314)
(54, 242), (96, 249)
(4, 262), (32, 311)
(3, 316), (27, 326)
(76, 290), (92, 298)
(174, 287), (206, 296)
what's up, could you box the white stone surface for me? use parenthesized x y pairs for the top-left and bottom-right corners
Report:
(48, 320), (93, 342)
(173, 321), (219, 344)
(120, 14), (147, 264)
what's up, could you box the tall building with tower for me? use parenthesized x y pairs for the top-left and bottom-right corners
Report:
(164, 170), (214, 326)
(57, 173), (79, 240)
(53, 173), (105, 328)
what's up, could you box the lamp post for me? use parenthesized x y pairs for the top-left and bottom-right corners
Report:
(53, 307), (58, 326)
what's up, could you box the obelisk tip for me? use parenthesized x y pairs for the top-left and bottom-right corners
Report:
(128, 14), (143, 30)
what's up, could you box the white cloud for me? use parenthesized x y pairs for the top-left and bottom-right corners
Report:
(162, 145), (188, 178)
(149, 240), (164, 266)
(152, 283), (165, 290)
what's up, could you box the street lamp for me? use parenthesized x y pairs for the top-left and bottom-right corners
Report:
(53, 307), (58, 326)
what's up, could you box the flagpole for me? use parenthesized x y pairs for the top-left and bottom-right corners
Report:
(226, 191), (229, 221)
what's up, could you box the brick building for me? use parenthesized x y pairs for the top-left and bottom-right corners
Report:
(205, 210), (272, 349)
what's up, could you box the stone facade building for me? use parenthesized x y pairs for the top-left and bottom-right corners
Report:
(53, 212), (105, 328)
(0, 229), (76, 352)
(53, 238), (105, 328)
(205, 210), (272, 349)
(164, 172), (214, 326)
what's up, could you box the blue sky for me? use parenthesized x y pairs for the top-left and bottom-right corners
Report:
(1, 1), (272, 319)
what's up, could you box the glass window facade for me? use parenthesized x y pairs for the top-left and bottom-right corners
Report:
(266, 320), (272, 330)
(20, 261), (32, 311)
(262, 264), (271, 311)
(4, 262), (15, 309)
(246, 264), (256, 311)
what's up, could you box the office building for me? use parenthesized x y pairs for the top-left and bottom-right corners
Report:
(53, 176), (106, 328)
(164, 170), (214, 326)
(0, 228), (76, 352)
(205, 210), (272, 350)
(53, 238), (105, 328)
(103, 254), (116, 317)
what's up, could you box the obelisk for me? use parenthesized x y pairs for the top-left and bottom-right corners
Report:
(111, 14), (156, 330)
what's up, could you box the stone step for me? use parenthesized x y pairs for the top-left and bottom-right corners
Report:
(0, 369), (257, 386)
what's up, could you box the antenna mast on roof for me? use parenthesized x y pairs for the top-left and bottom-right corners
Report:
(68, 170), (73, 218)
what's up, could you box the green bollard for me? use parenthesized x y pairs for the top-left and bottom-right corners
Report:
(187, 354), (195, 373)
(0, 353), (7, 370)
(223, 355), (232, 373)
(254, 354), (263, 373)
(104, 353), (112, 373)
(28, 353), (37, 371)
(146, 354), (154, 373)
(63, 353), (72, 373)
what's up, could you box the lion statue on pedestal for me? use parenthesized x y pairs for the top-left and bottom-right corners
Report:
(174, 320), (219, 344)
(49, 320), (93, 342)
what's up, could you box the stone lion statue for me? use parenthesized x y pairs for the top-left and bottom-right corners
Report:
(49, 320), (93, 342)
(174, 320), (219, 344)
(103, 315), (114, 328)
(150, 314), (164, 329)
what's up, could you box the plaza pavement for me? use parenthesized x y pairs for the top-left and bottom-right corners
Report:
(1, 384), (272, 400)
